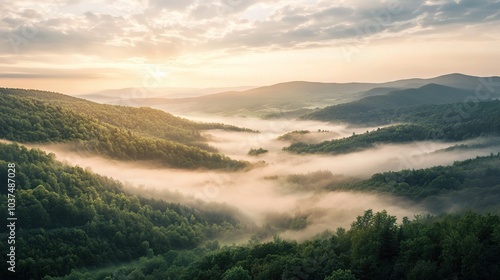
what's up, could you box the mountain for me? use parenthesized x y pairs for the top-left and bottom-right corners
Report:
(95, 74), (500, 117)
(0, 88), (250, 170)
(77, 86), (257, 104)
(302, 83), (497, 125)
(111, 81), (383, 116)
(2, 95), (500, 279)
(386, 73), (500, 90)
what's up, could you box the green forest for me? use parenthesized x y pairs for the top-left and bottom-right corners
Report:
(331, 153), (500, 212)
(285, 101), (500, 155)
(1, 88), (255, 145)
(301, 84), (498, 126)
(1, 143), (499, 279)
(0, 143), (245, 279)
(0, 89), (248, 170)
(45, 211), (500, 280)
(1, 85), (500, 279)
(248, 148), (269, 156)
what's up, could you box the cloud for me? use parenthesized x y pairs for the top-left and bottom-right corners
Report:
(189, 0), (500, 54)
(0, 0), (499, 88)
(147, 0), (196, 11)
(419, 0), (500, 26)
(0, 66), (136, 81)
(1, 1), (498, 55)
(0, 73), (95, 79)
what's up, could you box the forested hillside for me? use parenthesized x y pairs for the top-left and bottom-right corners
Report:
(0, 90), (248, 170)
(285, 101), (500, 155)
(1, 143), (500, 279)
(1, 88), (254, 146)
(331, 153), (500, 212)
(53, 210), (500, 280)
(2, 83), (500, 280)
(0, 143), (245, 279)
(301, 84), (491, 125)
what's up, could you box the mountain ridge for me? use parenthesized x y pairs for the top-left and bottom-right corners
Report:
(99, 73), (500, 116)
(301, 83), (500, 125)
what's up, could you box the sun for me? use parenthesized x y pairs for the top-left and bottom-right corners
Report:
(151, 69), (168, 80)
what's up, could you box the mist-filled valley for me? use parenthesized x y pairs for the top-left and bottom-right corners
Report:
(1, 74), (500, 280)
(25, 115), (500, 241)
(5, 0), (500, 278)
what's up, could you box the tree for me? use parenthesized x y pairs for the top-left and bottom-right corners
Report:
(325, 269), (357, 280)
(222, 266), (251, 280)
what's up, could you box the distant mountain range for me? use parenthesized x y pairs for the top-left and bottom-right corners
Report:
(301, 83), (499, 124)
(78, 86), (257, 104)
(78, 73), (500, 117)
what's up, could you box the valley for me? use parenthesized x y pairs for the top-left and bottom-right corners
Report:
(1, 73), (500, 279)
(2, 0), (500, 278)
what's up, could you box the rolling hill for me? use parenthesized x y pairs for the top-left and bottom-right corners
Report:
(91, 74), (500, 117)
(16, 142), (500, 279)
(285, 100), (500, 155)
(1, 88), (254, 146)
(301, 83), (498, 125)
(0, 88), (250, 170)
(0, 143), (245, 279)
(114, 81), (382, 116)
(78, 86), (257, 104)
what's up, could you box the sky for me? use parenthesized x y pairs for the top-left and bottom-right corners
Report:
(0, 0), (499, 94)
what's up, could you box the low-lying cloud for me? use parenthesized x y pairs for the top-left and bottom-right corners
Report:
(27, 116), (500, 241)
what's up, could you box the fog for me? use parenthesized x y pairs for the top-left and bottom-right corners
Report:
(27, 116), (500, 241)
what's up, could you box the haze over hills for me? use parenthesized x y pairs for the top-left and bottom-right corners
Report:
(286, 92), (500, 155)
(2, 142), (500, 279)
(2, 74), (500, 279)
(78, 86), (257, 104)
(82, 73), (500, 117)
(3, 0), (500, 278)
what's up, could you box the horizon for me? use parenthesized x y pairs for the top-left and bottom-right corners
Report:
(1, 0), (500, 94)
(4, 72), (499, 97)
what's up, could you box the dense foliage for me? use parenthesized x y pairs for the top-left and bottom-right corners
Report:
(285, 125), (428, 154)
(277, 130), (311, 141)
(286, 101), (500, 154)
(0, 92), (247, 170)
(332, 153), (500, 213)
(2, 84), (500, 280)
(247, 148), (269, 156)
(52, 210), (500, 280)
(302, 84), (496, 126)
(0, 143), (244, 279)
(1, 144), (499, 279)
(0, 88), (255, 146)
